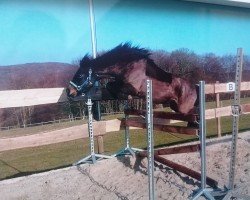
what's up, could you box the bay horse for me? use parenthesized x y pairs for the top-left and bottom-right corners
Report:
(66, 43), (198, 115)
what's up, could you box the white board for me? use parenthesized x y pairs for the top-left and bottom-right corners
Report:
(0, 88), (67, 108)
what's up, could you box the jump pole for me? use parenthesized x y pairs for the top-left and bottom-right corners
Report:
(228, 48), (243, 190)
(146, 80), (155, 200)
(222, 48), (244, 199)
(73, 0), (112, 165)
(192, 81), (215, 200)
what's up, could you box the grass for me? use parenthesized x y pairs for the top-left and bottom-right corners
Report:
(0, 98), (249, 181)
(206, 97), (250, 109)
(0, 120), (87, 138)
(0, 130), (196, 180)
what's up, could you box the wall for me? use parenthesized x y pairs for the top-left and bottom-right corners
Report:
(0, 0), (249, 66)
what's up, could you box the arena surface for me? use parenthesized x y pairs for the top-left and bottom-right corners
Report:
(0, 132), (249, 200)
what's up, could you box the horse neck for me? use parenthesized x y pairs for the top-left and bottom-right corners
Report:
(91, 60), (126, 76)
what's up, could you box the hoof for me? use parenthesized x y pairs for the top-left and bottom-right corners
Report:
(187, 121), (199, 128)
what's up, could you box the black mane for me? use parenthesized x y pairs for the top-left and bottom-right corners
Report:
(80, 43), (151, 71)
(79, 43), (172, 83)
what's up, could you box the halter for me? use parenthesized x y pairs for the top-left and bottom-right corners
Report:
(69, 68), (97, 94)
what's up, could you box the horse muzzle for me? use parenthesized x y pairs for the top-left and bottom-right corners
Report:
(66, 85), (78, 98)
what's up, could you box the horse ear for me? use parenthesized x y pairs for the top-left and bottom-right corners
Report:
(146, 60), (172, 83)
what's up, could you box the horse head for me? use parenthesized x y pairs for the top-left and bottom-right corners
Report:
(160, 76), (199, 116)
(66, 55), (99, 98)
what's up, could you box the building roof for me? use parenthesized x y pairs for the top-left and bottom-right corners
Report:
(184, 0), (250, 8)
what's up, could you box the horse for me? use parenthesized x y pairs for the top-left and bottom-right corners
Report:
(66, 43), (198, 115)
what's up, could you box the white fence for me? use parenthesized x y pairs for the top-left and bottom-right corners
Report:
(0, 82), (250, 151)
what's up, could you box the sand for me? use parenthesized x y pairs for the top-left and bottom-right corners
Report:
(0, 132), (249, 200)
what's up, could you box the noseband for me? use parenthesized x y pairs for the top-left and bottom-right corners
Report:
(69, 78), (94, 92)
(69, 70), (99, 94)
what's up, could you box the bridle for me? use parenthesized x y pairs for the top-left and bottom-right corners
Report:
(69, 69), (98, 94)
(69, 68), (117, 96)
(69, 78), (95, 93)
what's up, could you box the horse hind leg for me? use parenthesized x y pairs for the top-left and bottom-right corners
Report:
(187, 121), (199, 128)
(186, 106), (199, 128)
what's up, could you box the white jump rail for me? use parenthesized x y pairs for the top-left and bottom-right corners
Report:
(0, 82), (249, 109)
(0, 88), (68, 108)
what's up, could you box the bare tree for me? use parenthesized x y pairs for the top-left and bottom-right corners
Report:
(8, 73), (35, 127)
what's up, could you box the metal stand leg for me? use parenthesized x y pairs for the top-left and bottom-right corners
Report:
(192, 81), (215, 200)
(73, 1), (113, 165)
(113, 100), (143, 157)
(146, 80), (155, 200)
(228, 48), (243, 191)
(220, 48), (244, 200)
(192, 49), (245, 200)
(73, 98), (112, 165)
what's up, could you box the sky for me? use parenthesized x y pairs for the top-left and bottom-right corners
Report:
(0, 0), (250, 65)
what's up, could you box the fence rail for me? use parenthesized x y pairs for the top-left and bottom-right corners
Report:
(0, 112), (124, 131)
(1, 82), (250, 109)
(0, 120), (111, 151)
(0, 82), (250, 151)
(205, 82), (250, 94)
(0, 117), (84, 131)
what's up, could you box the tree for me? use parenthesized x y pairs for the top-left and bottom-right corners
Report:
(201, 53), (223, 83)
(220, 55), (236, 82)
(168, 48), (201, 77)
(9, 73), (35, 127)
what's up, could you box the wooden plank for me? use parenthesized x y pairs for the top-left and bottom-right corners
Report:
(0, 121), (106, 152)
(205, 84), (215, 94)
(154, 124), (198, 135)
(139, 144), (200, 157)
(105, 119), (122, 132)
(125, 109), (198, 122)
(205, 82), (250, 94)
(215, 82), (250, 94)
(152, 155), (218, 188)
(123, 118), (198, 135)
(216, 81), (222, 137)
(0, 82), (249, 108)
(206, 103), (250, 119)
(242, 103), (250, 113)
(215, 106), (232, 118)
(241, 82), (250, 91)
(97, 136), (104, 154)
(0, 88), (67, 108)
(214, 83), (228, 93)
(205, 109), (216, 119)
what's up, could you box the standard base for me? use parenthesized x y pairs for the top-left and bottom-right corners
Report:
(192, 186), (250, 199)
(222, 190), (250, 200)
(192, 189), (215, 200)
(73, 153), (113, 165)
(113, 147), (143, 157)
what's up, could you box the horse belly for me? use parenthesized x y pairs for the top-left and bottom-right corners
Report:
(151, 81), (175, 103)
